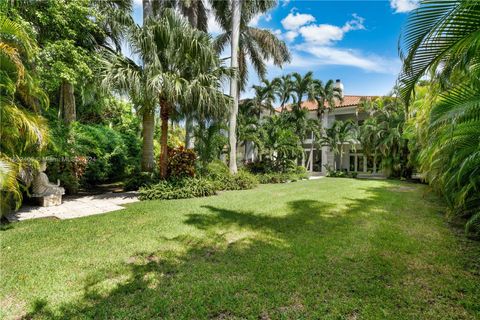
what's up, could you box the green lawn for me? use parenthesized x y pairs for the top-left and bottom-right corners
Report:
(1, 178), (479, 319)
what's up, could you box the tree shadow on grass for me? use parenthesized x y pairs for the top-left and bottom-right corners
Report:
(21, 187), (479, 319)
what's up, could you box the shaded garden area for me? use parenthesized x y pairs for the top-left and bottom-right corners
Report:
(1, 179), (479, 319)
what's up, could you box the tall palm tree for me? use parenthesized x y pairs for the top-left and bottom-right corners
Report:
(211, 0), (291, 173)
(274, 74), (294, 111)
(0, 15), (49, 213)
(228, 0), (242, 174)
(103, 10), (231, 178)
(251, 78), (276, 116)
(170, 0), (209, 148)
(290, 71), (315, 107)
(310, 79), (342, 123)
(321, 120), (355, 171)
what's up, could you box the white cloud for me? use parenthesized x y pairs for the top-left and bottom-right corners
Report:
(299, 24), (344, 45)
(342, 13), (365, 32)
(390, 0), (419, 13)
(249, 13), (273, 27)
(285, 31), (299, 42)
(292, 45), (400, 74)
(298, 14), (365, 45)
(281, 0), (291, 7)
(281, 12), (316, 31)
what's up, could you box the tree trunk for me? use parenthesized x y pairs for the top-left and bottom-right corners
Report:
(228, 0), (242, 174)
(159, 100), (170, 179)
(141, 110), (155, 172)
(60, 80), (76, 124)
(143, 0), (152, 21)
(185, 115), (194, 149)
(309, 131), (314, 172)
(373, 152), (377, 174)
(339, 144), (343, 171)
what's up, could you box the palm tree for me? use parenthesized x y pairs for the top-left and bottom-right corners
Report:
(274, 74), (295, 111)
(290, 71), (315, 107)
(250, 78), (276, 116)
(171, 0), (209, 148)
(358, 119), (381, 173)
(228, 0), (242, 174)
(0, 15), (49, 212)
(321, 120), (356, 171)
(103, 10), (231, 178)
(310, 79), (342, 123)
(261, 115), (302, 170)
(194, 121), (228, 167)
(211, 0), (291, 173)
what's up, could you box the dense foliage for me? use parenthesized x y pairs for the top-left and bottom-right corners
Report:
(202, 161), (258, 191)
(46, 123), (140, 192)
(139, 178), (217, 200)
(399, 0), (480, 234)
(0, 14), (49, 213)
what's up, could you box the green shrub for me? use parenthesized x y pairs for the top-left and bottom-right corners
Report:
(325, 168), (357, 179)
(291, 166), (309, 179)
(203, 161), (258, 191)
(124, 172), (158, 191)
(244, 158), (276, 174)
(256, 167), (308, 184)
(257, 173), (289, 184)
(47, 123), (140, 192)
(232, 170), (258, 190)
(139, 178), (216, 200)
(203, 160), (230, 180)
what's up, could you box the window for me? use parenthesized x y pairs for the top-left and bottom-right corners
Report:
(349, 156), (355, 171)
(358, 156), (364, 172)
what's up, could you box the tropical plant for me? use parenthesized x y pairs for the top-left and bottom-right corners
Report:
(8, 0), (133, 124)
(290, 71), (315, 107)
(358, 118), (381, 173)
(261, 115), (303, 171)
(274, 74), (295, 111)
(310, 79), (343, 124)
(194, 121), (228, 168)
(321, 120), (356, 171)
(399, 0), (480, 233)
(0, 15), (49, 213)
(102, 10), (231, 178)
(250, 78), (277, 116)
(359, 96), (406, 176)
(211, 0), (290, 173)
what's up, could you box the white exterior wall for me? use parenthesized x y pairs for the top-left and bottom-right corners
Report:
(239, 104), (372, 174)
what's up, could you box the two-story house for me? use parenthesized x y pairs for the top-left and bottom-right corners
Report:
(239, 80), (377, 175)
(294, 93), (374, 174)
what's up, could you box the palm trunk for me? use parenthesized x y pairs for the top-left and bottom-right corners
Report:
(185, 115), (194, 149)
(309, 131), (314, 172)
(60, 80), (76, 124)
(141, 110), (155, 172)
(143, 0), (152, 20)
(245, 140), (248, 162)
(373, 152), (377, 174)
(159, 100), (170, 179)
(339, 143), (344, 171)
(228, 0), (242, 174)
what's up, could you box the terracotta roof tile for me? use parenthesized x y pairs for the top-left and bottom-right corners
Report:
(276, 95), (375, 112)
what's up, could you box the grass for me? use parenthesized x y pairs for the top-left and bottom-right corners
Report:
(1, 178), (479, 319)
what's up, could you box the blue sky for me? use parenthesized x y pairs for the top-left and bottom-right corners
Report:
(131, 0), (418, 97)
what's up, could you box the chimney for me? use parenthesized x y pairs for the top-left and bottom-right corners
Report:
(334, 79), (344, 98)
